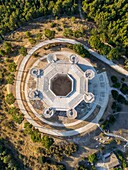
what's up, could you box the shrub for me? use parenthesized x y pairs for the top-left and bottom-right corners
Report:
(71, 16), (75, 23)
(6, 74), (15, 84)
(31, 130), (41, 142)
(0, 49), (5, 56)
(3, 41), (12, 54)
(111, 102), (117, 110)
(111, 90), (119, 100)
(36, 33), (42, 40)
(24, 122), (32, 134)
(73, 44), (90, 58)
(44, 29), (55, 39)
(121, 77), (125, 82)
(113, 82), (121, 88)
(42, 135), (54, 149)
(63, 28), (73, 37)
(6, 93), (15, 105)
(73, 30), (83, 38)
(50, 22), (56, 28)
(120, 83), (128, 95)
(109, 115), (116, 124)
(19, 46), (27, 56)
(29, 38), (36, 44)
(25, 31), (31, 37)
(8, 62), (17, 72)
(88, 153), (97, 163)
(117, 95), (126, 104)
(12, 113), (24, 124)
(107, 48), (120, 60)
(111, 76), (118, 83)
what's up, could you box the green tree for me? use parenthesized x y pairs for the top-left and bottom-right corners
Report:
(88, 153), (97, 164)
(6, 74), (15, 84)
(8, 62), (17, 72)
(42, 135), (54, 149)
(25, 31), (31, 37)
(3, 41), (12, 54)
(63, 28), (73, 37)
(6, 93), (15, 105)
(19, 46), (27, 56)
(36, 33), (42, 40)
(111, 90), (119, 100)
(73, 44), (90, 58)
(44, 29), (55, 39)
(107, 48), (119, 60)
(89, 36), (103, 50)
(0, 49), (5, 56)
(29, 38), (36, 44)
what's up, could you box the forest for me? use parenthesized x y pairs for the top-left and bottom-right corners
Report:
(82, 0), (128, 59)
(0, 0), (127, 59)
(0, 0), (78, 39)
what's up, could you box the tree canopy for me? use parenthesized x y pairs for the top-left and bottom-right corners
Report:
(0, 0), (78, 39)
(82, 0), (128, 59)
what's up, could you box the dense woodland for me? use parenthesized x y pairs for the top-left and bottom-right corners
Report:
(0, 0), (78, 38)
(0, 0), (127, 58)
(82, 0), (128, 59)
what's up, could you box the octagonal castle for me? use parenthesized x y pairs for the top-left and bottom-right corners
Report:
(29, 54), (95, 119)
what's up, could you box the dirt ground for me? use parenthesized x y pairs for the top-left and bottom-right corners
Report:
(51, 74), (72, 96)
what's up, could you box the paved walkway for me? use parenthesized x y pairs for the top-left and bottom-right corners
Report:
(97, 124), (128, 143)
(78, 0), (84, 20)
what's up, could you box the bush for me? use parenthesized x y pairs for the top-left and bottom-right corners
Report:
(6, 74), (15, 84)
(73, 44), (90, 58)
(109, 115), (116, 124)
(0, 49), (5, 56)
(111, 76), (118, 83)
(111, 102), (117, 110)
(19, 46), (27, 56)
(12, 113), (24, 124)
(113, 82), (121, 88)
(117, 95), (126, 104)
(120, 83), (128, 95)
(3, 41), (12, 54)
(89, 35), (103, 50)
(73, 30), (83, 38)
(57, 27), (62, 31)
(44, 29), (55, 39)
(24, 122), (32, 134)
(88, 153), (97, 163)
(107, 48), (120, 60)
(50, 22), (56, 28)
(29, 38), (36, 44)
(31, 130), (41, 142)
(42, 135), (54, 149)
(8, 62), (17, 72)
(111, 90), (119, 100)
(36, 33), (42, 40)
(63, 28), (73, 37)
(121, 78), (125, 82)
(25, 31), (31, 37)
(6, 93), (15, 105)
